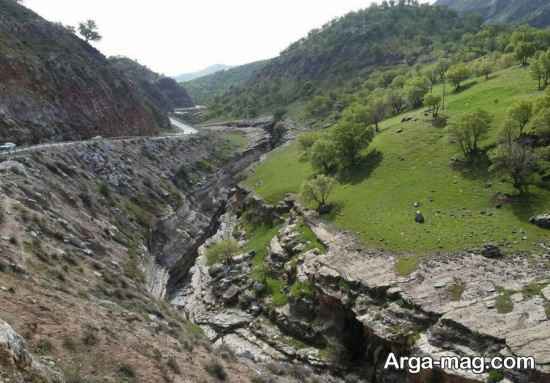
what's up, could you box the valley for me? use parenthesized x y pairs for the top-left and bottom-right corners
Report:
(2, 0), (550, 383)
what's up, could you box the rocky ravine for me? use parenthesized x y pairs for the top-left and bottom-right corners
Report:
(172, 187), (550, 383)
(0, 121), (309, 383)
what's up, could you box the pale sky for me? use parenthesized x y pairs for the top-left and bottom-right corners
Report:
(24, 0), (433, 77)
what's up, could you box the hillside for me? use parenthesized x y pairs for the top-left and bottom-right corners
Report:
(0, 0), (171, 144)
(184, 60), (268, 106)
(436, 0), (550, 27)
(197, 3), (483, 118)
(174, 64), (232, 82)
(110, 57), (195, 124)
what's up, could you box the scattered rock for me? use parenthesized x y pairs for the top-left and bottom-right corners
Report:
(481, 244), (503, 258)
(415, 211), (425, 224)
(222, 286), (241, 305)
(542, 286), (550, 301)
(529, 214), (550, 229)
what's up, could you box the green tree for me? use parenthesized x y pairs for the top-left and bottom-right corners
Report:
(78, 19), (102, 43)
(404, 76), (430, 109)
(530, 108), (550, 139)
(449, 110), (493, 160)
(332, 107), (375, 169)
(447, 64), (471, 91)
(310, 138), (338, 174)
(301, 175), (337, 213)
(475, 60), (493, 80)
(490, 142), (538, 194)
(531, 59), (545, 90)
(507, 100), (533, 135)
(514, 42), (536, 66)
(298, 131), (321, 154)
(366, 96), (388, 132)
(423, 94), (442, 119)
(386, 88), (406, 115)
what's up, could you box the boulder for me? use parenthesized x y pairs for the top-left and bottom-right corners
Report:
(529, 214), (550, 229)
(222, 285), (240, 305)
(415, 211), (425, 224)
(481, 244), (503, 258)
(0, 319), (32, 368)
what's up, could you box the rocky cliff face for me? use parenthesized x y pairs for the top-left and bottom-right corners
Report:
(0, 0), (173, 145)
(436, 0), (550, 27)
(173, 188), (550, 383)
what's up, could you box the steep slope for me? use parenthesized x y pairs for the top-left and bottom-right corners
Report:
(0, 0), (169, 145)
(174, 64), (232, 82)
(0, 126), (288, 383)
(109, 57), (195, 126)
(436, 0), (550, 27)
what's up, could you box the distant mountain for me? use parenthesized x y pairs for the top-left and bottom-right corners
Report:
(174, 64), (232, 82)
(435, 0), (550, 27)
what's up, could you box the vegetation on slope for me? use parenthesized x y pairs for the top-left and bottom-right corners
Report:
(244, 65), (550, 255)
(201, 2), (483, 119)
(436, 0), (550, 28)
(184, 60), (268, 106)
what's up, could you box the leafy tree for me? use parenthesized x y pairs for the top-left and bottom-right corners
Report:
(490, 142), (538, 194)
(78, 20), (102, 43)
(447, 64), (471, 91)
(475, 60), (493, 80)
(507, 100), (533, 135)
(435, 58), (451, 82)
(332, 107), (375, 169)
(530, 108), (550, 139)
(531, 59), (545, 90)
(310, 138), (338, 174)
(298, 131), (321, 154)
(404, 76), (430, 109)
(449, 110), (493, 160)
(424, 94), (442, 119)
(386, 88), (406, 115)
(514, 42), (536, 66)
(305, 95), (334, 119)
(301, 175), (337, 213)
(366, 95), (388, 132)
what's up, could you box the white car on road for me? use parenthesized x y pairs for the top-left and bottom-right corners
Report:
(0, 143), (16, 153)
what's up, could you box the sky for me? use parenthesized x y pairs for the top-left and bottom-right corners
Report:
(24, 0), (433, 77)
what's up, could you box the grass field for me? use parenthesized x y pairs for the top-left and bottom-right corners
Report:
(244, 66), (550, 257)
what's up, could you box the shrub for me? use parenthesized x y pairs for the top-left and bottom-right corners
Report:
(301, 175), (337, 213)
(166, 356), (181, 375)
(449, 109), (493, 160)
(204, 359), (227, 381)
(205, 240), (240, 266)
(118, 363), (137, 382)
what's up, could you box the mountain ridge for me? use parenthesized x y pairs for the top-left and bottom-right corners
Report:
(174, 64), (232, 82)
(435, 0), (550, 27)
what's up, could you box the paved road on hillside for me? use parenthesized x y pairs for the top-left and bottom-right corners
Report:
(0, 117), (197, 158)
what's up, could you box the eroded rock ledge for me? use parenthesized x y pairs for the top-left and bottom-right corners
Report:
(173, 187), (550, 383)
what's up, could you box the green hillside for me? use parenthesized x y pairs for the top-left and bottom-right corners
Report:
(200, 3), (483, 118)
(244, 65), (550, 258)
(183, 60), (268, 106)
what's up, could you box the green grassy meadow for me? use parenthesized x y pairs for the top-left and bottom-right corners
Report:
(244, 66), (550, 256)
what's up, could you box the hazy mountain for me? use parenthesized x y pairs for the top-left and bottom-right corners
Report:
(435, 0), (550, 27)
(174, 64), (232, 82)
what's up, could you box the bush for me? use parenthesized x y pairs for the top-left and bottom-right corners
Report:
(204, 359), (227, 381)
(205, 240), (240, 266)
(449, 109), (493, 160)
(166, 356), (181, 375)
(301, 175), (337, 213)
